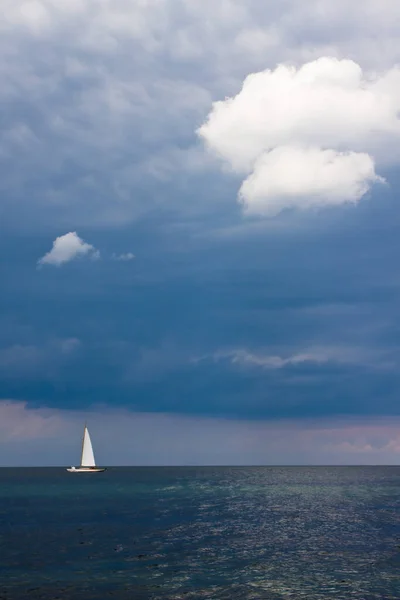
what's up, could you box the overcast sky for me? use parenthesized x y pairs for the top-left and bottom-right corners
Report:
(2, 0), (400, 465)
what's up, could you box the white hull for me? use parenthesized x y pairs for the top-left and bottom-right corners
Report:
(66, 467), (106, 473)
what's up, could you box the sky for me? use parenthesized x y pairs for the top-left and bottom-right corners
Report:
(2, 0), (400, 465)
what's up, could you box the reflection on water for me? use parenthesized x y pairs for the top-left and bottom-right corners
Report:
(1, 467), (400, 599)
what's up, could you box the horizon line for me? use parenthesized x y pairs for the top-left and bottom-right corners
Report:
(0, 464), (398, 468)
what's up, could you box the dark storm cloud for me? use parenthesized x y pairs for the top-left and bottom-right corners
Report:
(1, 182), (400, 420)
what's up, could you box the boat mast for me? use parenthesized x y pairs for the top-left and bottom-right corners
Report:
(80, 422), (87, 467)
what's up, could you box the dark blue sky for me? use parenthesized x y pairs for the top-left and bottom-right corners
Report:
(2, 178), (400, 424)
(1, 0), (400, 464)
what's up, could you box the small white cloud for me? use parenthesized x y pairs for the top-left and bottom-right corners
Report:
(198, 57), (400, 216)
(111, 252), (135, 261)
(38, 232), (99, 267)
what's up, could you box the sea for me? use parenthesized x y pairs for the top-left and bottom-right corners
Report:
(1, 466), (400, 599)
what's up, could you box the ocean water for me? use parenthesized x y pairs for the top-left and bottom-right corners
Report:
(1, 467), (400, 599)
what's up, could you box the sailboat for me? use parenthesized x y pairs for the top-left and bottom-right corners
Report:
(66, 424), (106, 473)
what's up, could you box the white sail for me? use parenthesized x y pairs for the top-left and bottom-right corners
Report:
(80, 426), (96, 467)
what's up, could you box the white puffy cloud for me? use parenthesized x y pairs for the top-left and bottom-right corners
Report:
(239, 146), (381, 216)
(38, 231), (99, 266)
(198, 57), (400, 215)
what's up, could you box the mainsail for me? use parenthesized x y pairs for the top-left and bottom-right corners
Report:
(80, 426), (96, 467)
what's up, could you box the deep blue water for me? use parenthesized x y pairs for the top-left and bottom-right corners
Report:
(1, 467), (400, 599)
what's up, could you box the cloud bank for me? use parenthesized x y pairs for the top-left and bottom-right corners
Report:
(197, 57), (400, 215)
(3, 1), (400, 226)
(38, 232), (99, 266)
